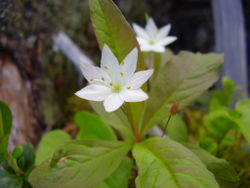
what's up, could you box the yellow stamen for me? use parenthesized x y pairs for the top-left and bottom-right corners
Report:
(104, 66), (109, 70)
(120, 72), (124, 76)
(127, 86), (131, 89)
(120, 61), (125, 65)
(101, 77), (105, 81)
(109, 83), (113, 86)
(90, 78), (94, 81)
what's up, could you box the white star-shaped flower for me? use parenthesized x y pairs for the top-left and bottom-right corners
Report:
(75, 45), (153, 112)
(133, 18), (177, 53)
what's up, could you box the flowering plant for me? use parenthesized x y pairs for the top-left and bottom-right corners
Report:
(1, 0), (243, 188)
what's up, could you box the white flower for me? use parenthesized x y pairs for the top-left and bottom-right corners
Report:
(75, 45), (153, 112)
(132, 18), (177, 53)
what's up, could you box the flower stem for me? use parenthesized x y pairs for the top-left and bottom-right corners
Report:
(161, 115), (172, 137)
(121, 105), (141, 142)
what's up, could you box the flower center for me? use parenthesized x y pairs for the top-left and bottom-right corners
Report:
(149, 40), (155, 45)
(112, 84), (122, 93)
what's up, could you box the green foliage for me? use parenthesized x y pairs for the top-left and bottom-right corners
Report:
(234, 99), (250, 144)
(89, 0), (145, 133)
(95, 158), (133, 188)
(210, 77), (242, 112)
(35, 130), (71, 165)
(90, 102), (134, 141)
(184, 144), (239, 188)
(89, 0), (143, 68)
(26, 0), (233, 187)
(29, 140), (131, 188)
(166, 114), (188, 142)
(140, 52), (223, 136)
(0, 101), (12, 163)
(133, 137), (219, 188)
(75, 111), (116, 140)
(0, 143), (35, 188)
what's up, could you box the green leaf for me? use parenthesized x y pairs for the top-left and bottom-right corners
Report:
(235, 99), (250, 144)
(0, 101), (12, 136)
(166, 114), (188, 142)
(184, 144), (239, 188)
(141, 52), (223, 136)
(29, 140), (131, 188)
(0, 170), (23, 188)
(133, 137), (219, 188)
(0, 101), (12, 163)
(90, 102), (133, 141)
(75, 111), (116, 140)
(209, 77), (242, 112)
(95, 158), (133, 188)
(89, 0), (145, 132)
(199, 138), (218, 154)
(35, 130), (71, 165)
(0, 144), (35, 188)
(204, 110), (237, 141)
(89, 0), (143, 68)
(17, 143), (35, 173)
(0, 136), (9, 163)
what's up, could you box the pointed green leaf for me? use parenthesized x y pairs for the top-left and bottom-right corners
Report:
(166, 114), (188, 142)
(184, 144), (239, 188)
(95, 158), (133, 188)
(0, 101), (12, 136)
(89, 0), (143, 69)
(75, 111), (116, 140)
(235, 99), (250, 144)
(89, 0), (145, 131)
(0, 101), (12, 163)
(29, 140), (131, 188)
(35, 130), (71, 165)
(141, 52), (223, 135)
(133, 137), (219, 188)
(90, 102), (133, 141)
(17, 143), (35, 173)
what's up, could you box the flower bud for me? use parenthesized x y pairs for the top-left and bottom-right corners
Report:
(169, 101), (179, 115)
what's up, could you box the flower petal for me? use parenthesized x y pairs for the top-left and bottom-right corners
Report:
(120, 48), (138, 81)
(156, 24), (171, 40)
(132, 23), (150, 40)
(120, 89), (148, 102)
(151, 45), (165, 53)
(80, 63), (111, 85)
(140, 44), (153, 52)
(157, 36), (177, 46)
(100, 45), (121, 80)
(125, 69), (154, 89)
(75, 84), (111, 101)
(146, 18), (158, 37)
(137, 37), (148, 46)
(104, 93), (124, 112)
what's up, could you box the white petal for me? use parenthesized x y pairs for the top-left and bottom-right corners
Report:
(137, 37), (148, 46)
(146, 18), (158, 37)
(120, 48), (138, 81)
(132, 23), (150, 40)
(104, 93), (124, 112)
(80, 63), (111, 84)
(125, 69), (154, 89)
(156, 24), (171, 40)
(75, 84), (111, 101)
(120, 89), (148, 102)
(101, 45), (121, 80)
(151, 45), (165, 53)
(140, 44), (153, 52)
(157, 36), (177, 46)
